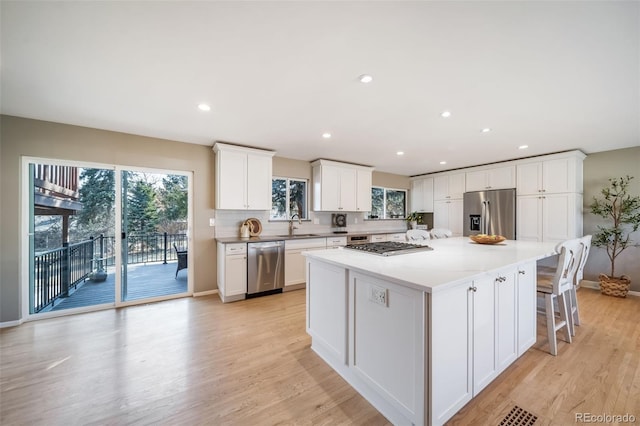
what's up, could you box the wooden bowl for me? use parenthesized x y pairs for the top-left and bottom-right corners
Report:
(469, 234), (506, 245)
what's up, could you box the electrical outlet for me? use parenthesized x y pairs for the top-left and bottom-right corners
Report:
(369, 285), (388, 307)
(354, 217), (358, 224)
(313, 217), (319, 225)
(209, 218), (215, 227)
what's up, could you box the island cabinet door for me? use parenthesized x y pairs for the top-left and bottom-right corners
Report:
(472, 275), (497, 395)
(495, 268), (518, 373)
(517, 262), (537, 355)
(430, 281), (473, 426)
(306, 260), (348, 365)
(350, 272), (426, 425)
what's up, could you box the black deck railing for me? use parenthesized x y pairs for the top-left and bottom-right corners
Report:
(34, 239), (94, 313)
(33, 232), (188, 313)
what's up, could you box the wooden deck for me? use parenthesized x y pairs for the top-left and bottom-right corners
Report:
(50, 262), (188, 311)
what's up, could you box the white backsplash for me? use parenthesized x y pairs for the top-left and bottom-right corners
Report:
(214, 210), (407, 238)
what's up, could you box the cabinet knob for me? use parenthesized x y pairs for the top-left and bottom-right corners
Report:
(519, 270), (526, 275)
(469, 286), (477, 292)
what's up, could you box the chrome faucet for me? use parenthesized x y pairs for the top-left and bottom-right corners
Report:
(289, 213), (301, 235)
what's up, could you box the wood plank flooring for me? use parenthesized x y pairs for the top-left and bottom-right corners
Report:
(1, 288), (638, 425)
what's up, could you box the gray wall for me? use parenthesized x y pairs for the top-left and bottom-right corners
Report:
(1, 115), (216, 322)
(583, 146), (640, 291)
(2, 114), (637, 322)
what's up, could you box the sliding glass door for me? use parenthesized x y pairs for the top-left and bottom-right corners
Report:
(120, 170), (189, 302)
(26, 159), (191, 315)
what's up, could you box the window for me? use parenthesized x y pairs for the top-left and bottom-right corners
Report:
(271, 177), (308, 220)
(370, 187), (407, 219)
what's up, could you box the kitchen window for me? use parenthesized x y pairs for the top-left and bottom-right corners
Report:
(370, 187), (407, 219)
(271, 177), (308, 220)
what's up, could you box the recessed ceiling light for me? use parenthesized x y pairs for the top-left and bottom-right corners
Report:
(359, 74), (373, 83)
(397, 151), (404, 156)
(198, 103), (211, 112)
(441, 111), (451, 118)
(481, 128), (491, 133)
(519, 145), (529, 150)
(440, 161), (447, 165)
(322, 132), (332, 139)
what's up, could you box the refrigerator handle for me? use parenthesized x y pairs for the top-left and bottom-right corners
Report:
(486, 200), (491, 235)
(481, 201), (486, 234)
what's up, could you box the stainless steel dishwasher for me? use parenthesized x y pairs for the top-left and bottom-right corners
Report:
(247, 241), (285, 297)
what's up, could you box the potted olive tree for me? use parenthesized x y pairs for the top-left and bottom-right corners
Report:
(590, 175), (640, 297)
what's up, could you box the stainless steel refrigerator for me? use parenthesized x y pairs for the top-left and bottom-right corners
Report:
(463, 188), (516, 239)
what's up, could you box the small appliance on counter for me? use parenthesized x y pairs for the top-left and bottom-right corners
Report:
(240, 217), (262, 238)
(240, 221), (250, 238)
(332, 213), (348, 234)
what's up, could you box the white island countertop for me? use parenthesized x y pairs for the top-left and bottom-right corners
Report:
(304, 237), (557, 293)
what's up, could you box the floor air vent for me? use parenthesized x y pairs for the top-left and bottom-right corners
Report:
(499, 405), (538, 426)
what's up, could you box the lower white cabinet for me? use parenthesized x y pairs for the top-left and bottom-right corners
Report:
(431, 262), (532, 423)
(433, 199), (463, 236)
(517, 262), (536, 355)
(370, 234), (388, 243)
(386, 233), (407, 242)
(216, 242), (247, 303)
(326, 236), (347, 248)
(517, 193), (582, 242)
(284, 238), (326, 287)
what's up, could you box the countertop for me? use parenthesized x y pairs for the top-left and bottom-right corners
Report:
(303, 237), (558, 293)
(215, 230), (407, 244)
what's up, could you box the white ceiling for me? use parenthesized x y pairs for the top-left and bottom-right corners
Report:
(2, 1), (638, 176)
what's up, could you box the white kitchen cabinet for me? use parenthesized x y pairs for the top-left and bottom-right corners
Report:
(356, 168), (373, 212)
(410, 177), (434, 212)
(472, 274), (497, 395)
(517, 193), (582, 243)
(433, 173), (465, 201)
(516, 153), (584, 196)
(517, 262), (536, 356)
(326, 236), (347, 248)
(431, 280), (473, 425)
(284, 238), (326, 288)
(465, 165), (515, 192)
(213, 142), (275, 210)
(386, 233), (407, 242)
(312, 159), (374, 212)
(370, 234), (388, 242)
(433, 199), (463, 236)
(495, 268), (518, 373)
(216, 242), (247, 303)
(432, 263), (529, 422)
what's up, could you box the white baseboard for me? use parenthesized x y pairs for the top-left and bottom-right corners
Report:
(0, 319), (23, 328)
(193, 289), (219, 297)
(580, 280), (639, 297)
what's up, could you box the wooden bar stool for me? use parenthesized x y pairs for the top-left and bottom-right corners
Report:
(536, 239), (581, 355)
(537, 235), (591, 336)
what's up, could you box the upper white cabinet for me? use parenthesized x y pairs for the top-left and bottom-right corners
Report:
(410, 177), (434, 212)
(465, 165), (515, 192)
(433, 172), (465, 201)
(312, 159), (374, 212)
(516, 151), (585, 242)
(516, 152), (584, 195)
(213, 142), (275, 210)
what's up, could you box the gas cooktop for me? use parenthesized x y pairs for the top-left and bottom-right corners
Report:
(344, 241), (433, 256)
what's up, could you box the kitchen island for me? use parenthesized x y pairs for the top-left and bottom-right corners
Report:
(303, 237), (557, 426)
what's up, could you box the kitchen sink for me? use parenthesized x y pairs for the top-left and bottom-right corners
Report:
(277, 234), (321, 238)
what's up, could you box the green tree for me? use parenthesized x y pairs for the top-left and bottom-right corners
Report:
(160, 175), (188, 221)
(127, 180), (159, 235)
(73, 168), (115, 239)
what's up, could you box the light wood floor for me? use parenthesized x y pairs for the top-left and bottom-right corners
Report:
(1, 288), (638, 425)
